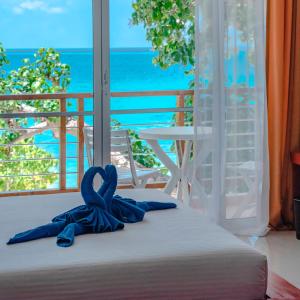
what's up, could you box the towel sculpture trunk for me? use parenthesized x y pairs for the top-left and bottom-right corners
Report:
(7, 165), (176, 247)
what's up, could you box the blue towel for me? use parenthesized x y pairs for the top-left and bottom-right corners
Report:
(7, 165), (176, 247)
(98, 165), (176, 223)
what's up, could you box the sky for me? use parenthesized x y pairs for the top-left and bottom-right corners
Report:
(0, 0), (150, 49)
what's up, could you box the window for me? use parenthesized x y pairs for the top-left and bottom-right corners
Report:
(0, 0), (109, 194)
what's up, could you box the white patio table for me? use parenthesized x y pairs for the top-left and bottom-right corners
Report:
(139, 126), (212, 202)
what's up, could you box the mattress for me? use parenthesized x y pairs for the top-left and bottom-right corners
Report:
(0, 189), (267, 300)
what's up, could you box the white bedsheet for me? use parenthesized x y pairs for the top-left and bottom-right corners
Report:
(0, 189), (267, 300)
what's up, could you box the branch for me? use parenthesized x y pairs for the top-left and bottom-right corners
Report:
(10, 118), (87, 144)
(11, 120), (55, 144)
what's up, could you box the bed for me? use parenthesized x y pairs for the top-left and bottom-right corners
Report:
(0, 189), (267, 300)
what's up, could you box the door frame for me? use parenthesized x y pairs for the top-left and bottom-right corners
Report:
(92, 0), (111, 167)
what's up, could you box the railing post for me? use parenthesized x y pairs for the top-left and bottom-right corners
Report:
(60, 97), (67, 190)
(176, 93), (185, 158)
(176, 92), (185, 127)
(77, 98), (85, 188)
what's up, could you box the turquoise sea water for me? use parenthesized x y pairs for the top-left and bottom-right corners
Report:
(6, 49), (192, 126)
(6, 49), (191, 92)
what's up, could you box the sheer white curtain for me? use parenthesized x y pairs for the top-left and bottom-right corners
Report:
(192, 0), (269, 235)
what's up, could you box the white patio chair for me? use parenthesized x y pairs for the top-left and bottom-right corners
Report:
(83, 127), (160, 188)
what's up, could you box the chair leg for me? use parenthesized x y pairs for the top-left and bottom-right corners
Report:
(133, 174), (160, 189)
(130, 178), (146, 189)
(139, 179), (147, 188)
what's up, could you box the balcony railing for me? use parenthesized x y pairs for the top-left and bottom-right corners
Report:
(0, 87), (257, 197)
(0, 90), (194, 196)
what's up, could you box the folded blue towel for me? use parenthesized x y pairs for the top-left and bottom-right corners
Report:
(7, 165), (176, 247)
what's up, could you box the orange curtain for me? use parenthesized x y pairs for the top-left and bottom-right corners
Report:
(267, 0), (300, 227)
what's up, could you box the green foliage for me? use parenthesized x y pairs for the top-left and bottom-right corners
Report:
(0, 44), (9, 73)
(112, 119), (161, 168)
(0, 44), (9, 94)
(129, 130), (161, 168)
(131, 0), (195, 70)
(0, 43), (71, 192)
(0, 144), (57, 191)
(2, 47), (70, 95)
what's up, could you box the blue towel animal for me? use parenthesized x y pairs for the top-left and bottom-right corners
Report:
(7, 165), (176, 247)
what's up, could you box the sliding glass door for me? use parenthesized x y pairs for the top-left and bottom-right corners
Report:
(93, 0), (110, 167)
(193, 0), (268, 235)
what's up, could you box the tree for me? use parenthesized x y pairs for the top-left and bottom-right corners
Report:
(0, 44), (70, 191)
(131, 0), (254, 71)
(131, 0), (195, 71)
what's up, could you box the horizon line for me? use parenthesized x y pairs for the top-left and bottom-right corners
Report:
(6, 47), (153, 53)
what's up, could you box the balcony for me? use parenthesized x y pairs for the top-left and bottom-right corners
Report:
(0, 89), (194, 196)
(0, 86), (257, 200)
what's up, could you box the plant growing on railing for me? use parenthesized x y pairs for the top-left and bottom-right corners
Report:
(111, 119), (161, 169)
(0, 43), (71, 191)
(128, 130), (161, 168)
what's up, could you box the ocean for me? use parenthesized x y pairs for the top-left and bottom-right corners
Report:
(5, 49), (192, 127)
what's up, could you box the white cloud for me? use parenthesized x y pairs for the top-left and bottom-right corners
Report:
(47, 6), (64, 14)
(13, 1), (64, 15)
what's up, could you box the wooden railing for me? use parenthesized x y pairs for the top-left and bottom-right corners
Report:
(0, 90), (194, 196)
